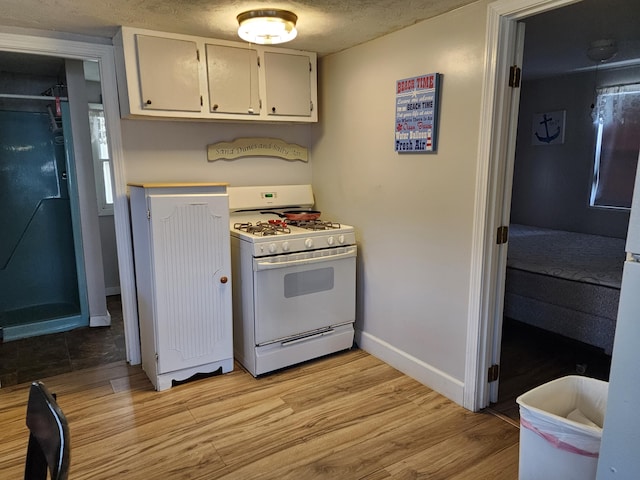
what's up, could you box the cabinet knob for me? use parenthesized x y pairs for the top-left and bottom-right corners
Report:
(271, 106), (276, 113)
(145, 99), (152, 105)
(212, 104), (218, 111)
(220, 276), (228, 284)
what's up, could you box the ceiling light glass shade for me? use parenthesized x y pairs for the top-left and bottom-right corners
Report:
(237, 10), (298, 45)
(587, 39), (618, 62)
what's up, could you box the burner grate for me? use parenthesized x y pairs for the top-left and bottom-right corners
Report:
(288, 220), (342, 230)
(234, 221), (291, 236)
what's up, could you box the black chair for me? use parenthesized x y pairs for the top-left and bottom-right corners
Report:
(24, 381), (70, 480)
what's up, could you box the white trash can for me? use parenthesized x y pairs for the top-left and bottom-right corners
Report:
(516, 375), (608, 480)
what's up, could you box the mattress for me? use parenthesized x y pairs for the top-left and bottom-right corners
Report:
(506, 224), (625, 289)
(504, 224), (626, 354)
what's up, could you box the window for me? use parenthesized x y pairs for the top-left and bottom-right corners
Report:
(590, 84), (640, 209)
(88, 104), (114, 215)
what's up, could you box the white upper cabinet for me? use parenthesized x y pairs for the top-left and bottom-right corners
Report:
(114, 27), (318, 123)
(206, 44), (260, 116)
(136, 35), (202, 112)
(264, 51), (313, 117)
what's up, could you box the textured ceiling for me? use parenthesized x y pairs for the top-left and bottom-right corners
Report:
(521, 0), (640, 79)
(0, 0), (638, 79)
(0, 0), (476, 57)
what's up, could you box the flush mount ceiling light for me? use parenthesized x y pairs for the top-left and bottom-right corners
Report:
(587, 39), (618, 63)
(237, 9), (298, 45)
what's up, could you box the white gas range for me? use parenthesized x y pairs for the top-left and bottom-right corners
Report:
(228, 185), (357, 376)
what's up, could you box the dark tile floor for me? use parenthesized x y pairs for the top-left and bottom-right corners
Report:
(491, 317), (612, 421)
(0, 295), (125, 387)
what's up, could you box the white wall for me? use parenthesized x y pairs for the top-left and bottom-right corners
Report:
(120, 119), (313, 186)
(311, 0), (488, 403)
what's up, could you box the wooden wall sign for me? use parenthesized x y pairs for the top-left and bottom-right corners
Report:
(207, 137), (308, 162)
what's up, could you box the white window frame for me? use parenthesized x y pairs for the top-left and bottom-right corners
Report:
(589, 84), (640, 210)
(88, 103), (114, 216)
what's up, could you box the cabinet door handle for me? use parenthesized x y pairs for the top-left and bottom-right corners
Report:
(145, 99), (152, 105)
(271, 106), (276, 113)
(220, 276), (228, 284)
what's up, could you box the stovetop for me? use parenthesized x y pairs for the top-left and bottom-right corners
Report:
(227, 185), (356, 256)
(233, 218), (346, 236)
(229, 211), (355, 256)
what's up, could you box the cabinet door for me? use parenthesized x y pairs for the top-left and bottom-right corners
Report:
(206, 44), (260, 115)
(136, 34), (201, 112)
(264, 51), (312, 117)
(148, 193), (232, 373)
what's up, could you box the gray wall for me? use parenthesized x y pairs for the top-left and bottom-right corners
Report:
(313, 1), (489, 402)
(510, 66), (640, 239)
(66, 59), (109, 324)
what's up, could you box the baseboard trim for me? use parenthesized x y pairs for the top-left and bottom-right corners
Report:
(90, 312), (112, 327)
(105, 286), (121, 296)
(356, 329), (465, 407)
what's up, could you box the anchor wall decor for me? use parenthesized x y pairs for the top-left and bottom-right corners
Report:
(532, 110), (565, 145)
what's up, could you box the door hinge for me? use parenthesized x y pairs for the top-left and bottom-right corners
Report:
(508, 65), (521, 88)
(488, 364), (500, 382)
(200, 95), (203, 107)
(146, 209), (151, 220)
(196, 49), (200, 62)
(257, 56), (261, 67)
(496, 225), (509, 245)
(310, 100), (314, 112)
(309, 61), (312, 72)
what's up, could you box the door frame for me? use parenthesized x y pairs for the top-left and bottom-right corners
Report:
(0, 31), (141, 364)
(465, 0), (583, 411)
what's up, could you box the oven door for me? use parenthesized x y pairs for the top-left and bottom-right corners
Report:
(253, 245), (356, 345)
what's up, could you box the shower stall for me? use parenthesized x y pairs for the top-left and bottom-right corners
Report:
(0, 100), (88, 341)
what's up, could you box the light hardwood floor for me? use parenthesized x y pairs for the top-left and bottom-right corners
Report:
(0, 349), (519, 479)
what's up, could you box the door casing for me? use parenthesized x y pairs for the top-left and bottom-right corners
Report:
(0, 32), (140, 364)
(465, 0), (584, 411)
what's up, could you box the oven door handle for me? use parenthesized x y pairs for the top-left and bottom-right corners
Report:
(255, 247), (356, 271)
(281, 328), (334, 346)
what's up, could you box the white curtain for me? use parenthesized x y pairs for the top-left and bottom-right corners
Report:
(591, 84), (640, 209)
(593, 84), (640, 125)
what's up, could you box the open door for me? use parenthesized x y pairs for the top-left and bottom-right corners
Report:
(488, 22), (526, 404)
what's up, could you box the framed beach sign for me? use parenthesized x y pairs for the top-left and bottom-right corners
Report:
(395, 73), (442, 153)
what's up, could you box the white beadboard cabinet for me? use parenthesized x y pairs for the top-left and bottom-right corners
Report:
(128, 183), (233, 391)
(113, 26), (317, 123)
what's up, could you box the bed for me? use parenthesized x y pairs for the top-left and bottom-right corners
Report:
(504, 224), (626, 354)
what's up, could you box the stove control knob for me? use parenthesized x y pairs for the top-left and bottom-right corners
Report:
(327, 236), (335, 246)
(269, 243), (278, 253)
(338, 234), (346, 244)
(305, 238), (314, 248)
(282, 241), (290, 252)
